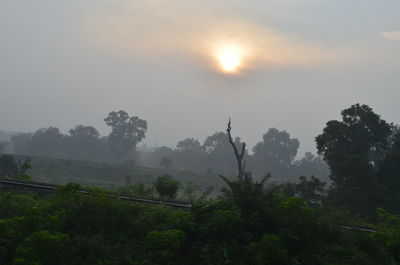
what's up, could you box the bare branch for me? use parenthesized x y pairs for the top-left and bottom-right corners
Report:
(226, 119), (246, 182)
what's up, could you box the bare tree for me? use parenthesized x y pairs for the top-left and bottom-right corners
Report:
(226, 118), (246, 182)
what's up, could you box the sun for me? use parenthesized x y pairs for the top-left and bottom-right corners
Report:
(216, 45), (242, 73)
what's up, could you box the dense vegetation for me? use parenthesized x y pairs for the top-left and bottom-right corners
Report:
(1, 183), (398, 265)
(1, 103), (400, 264)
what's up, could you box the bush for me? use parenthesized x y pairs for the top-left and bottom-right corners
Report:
(154, 175), (180, 199)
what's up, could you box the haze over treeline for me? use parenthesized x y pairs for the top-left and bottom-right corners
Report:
(1, 0), (400, 155)
(0, 110), (329, 181)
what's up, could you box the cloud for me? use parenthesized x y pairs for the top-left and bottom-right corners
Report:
(79, 0), (339, 73)
(381, 31), (400, 40)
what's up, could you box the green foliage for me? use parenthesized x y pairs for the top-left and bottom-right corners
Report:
(316, 104), (396, 215)
(154, 175), (181, 199)
(0, 188), (395, 265)
(280, 176), (326, 205)
(0, 154), (19, 177)
(0, 155), (32, 180)
(145, 229), (185, 265)
(375, 209), (400, 262)
(250, 234), (289, 265)
(13, 230), (71, 265)
(253, 128), (300, 169)
(220, 172), (270, 216)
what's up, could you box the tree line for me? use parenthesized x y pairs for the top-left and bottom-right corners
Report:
(1, 112), (329, 181)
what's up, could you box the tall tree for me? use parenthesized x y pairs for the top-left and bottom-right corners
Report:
(203, 131), (247, 174)
(11, 133), (33, 155)
(175, 138), (203, 171)
(29, 127), (65, 157)
(376, 131), (400, 212)
(316, 104), (392, 213)
(252, 128), (299, 177)
(160, 156), (173, 169)
(66, 125), (101, 159)
(104, 110), (147, 160)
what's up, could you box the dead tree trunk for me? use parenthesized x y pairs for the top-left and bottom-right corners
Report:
(226, 118), (246, 182)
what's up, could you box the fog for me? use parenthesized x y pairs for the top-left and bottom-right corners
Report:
(1, 0), (399, 155)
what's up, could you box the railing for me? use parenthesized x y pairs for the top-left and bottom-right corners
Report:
(0, 179), (192, 209)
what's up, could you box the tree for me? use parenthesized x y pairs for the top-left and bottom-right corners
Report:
(0, 141), (11, 153)
(104, 110), (147, 160)
(0, 155), (19, 178)
(154, 174), (180, 199)
(219, 119), (270, 216)
(66, 125), (101, 159)
(294, 152), (330, 181)
(0, 155), (31, 179)
(11, 133), (33, 155)
(253, 128), (299, 170)
(160, 156), (173, 169)
(29, 127), (65, 157)
(316, 104), (392, 213)
(175, 138), (203, 171)
(203, 131), (247, 174)
(376, 131), (400, 212)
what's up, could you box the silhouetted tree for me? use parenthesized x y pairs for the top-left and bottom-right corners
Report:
(251, 128), (299, 177)
(316, 104), (392, 214)
(160, 156), (173, 169)
(11, 133), (33, 154)
(253, 128), (299, 167)
(294, 152), (330, 181)
(104, 110), (147, 160)
(66, 125), (101, 159)
(220, 119), (270, 216)
(0, 155), (31, 179)
(376, 130), (400, 212)
(175, 138), (203, 171)
(0, 155), (19, 178)
(29, 127), (65, 157)
(203, 131), (247, 175)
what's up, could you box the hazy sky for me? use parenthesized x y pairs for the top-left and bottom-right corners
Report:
(1, 0), (399, 155)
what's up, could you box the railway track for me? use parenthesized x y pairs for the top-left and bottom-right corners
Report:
(0, 179), (192, 209)
(0, 179), (379, 233)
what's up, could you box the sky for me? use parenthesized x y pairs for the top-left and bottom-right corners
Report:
(0, 0), (399, 155)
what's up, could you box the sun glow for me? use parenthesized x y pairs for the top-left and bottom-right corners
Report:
(216, 45), (243, 73)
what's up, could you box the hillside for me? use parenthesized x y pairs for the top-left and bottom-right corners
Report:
(10, 154), (225, 190)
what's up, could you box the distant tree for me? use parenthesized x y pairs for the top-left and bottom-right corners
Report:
(316, 104), (392, 213)
(0, 155), (19, 178)
(69, 125), (100, 139)
(104, 110), (147, 160)
(251, 128), (299, 177)
(0, 154), (31, 179)
(203, 131), (246, 174)
(160, 156), (173, 169)
(11, 133), (33, 154)
(155, 146), (174, 157)
(66, 125), (101, 159)
(154, 174), (180, 199)
(253, 128), (300, 168)
(0, 141), (12, 153)
(29, 127), (65, 157)
(175, 138), (203, 170)
(294, 152), (330, 181)
(293, 176), (326, 205)
(176, 138), (202, 153)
